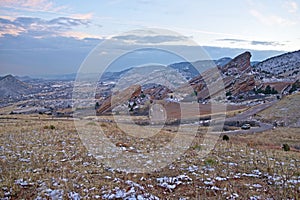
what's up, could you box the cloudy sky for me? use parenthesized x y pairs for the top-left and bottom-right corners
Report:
(1, 0), (299, 75)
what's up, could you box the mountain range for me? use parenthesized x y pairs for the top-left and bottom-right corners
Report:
(1, 50), (299, 102)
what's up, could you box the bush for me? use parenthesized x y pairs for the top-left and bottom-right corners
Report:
(191, 144), (201, 150)
(282, 144), (290, 151)
(289, 80), (299, 94)
(100, 123), (107, 127)
(95, 102), (100, 109)
(265, 85), (272, 94)
(44, 125), (55, 130)
(255, 85), (278, 94)
(222, 135), (229, 141)
(205, 158), (217, 166)
(225, 91), (232, 96)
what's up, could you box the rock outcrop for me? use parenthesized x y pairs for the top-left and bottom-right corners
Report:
(187, 52), (254, 100)
(221, 51), (251, 74)
(97, 85), (142, 114)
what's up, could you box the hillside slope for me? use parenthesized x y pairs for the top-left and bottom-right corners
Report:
(0, 75), (31, 98)
(258, 92), (300, 127)
(254, 50), (300, 78)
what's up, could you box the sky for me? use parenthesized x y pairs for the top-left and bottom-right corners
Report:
(0, 0), (300, 75)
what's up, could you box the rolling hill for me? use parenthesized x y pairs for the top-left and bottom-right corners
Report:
(0, 75), (31, 98)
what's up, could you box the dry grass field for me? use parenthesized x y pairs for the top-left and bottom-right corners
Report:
(0, 114), (299, 199)
(258, 93), (300, 127)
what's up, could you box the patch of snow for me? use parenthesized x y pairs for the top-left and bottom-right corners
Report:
(156, 175), (192, 191)
(204, 181), (214, 185)
(68, 191), (81, 200)
(250, 196), (261, 200)
(44, 189), (64, 200)
(187, 165), (198, 172)
(19, 158), (30, 162)
(227, 193), (239, 200)
(215, 176), (227, 181)
(15, 178), (34, 187)
(252, 184), (262, 188)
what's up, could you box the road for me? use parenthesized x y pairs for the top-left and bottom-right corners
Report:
(224, 101), (277, 134)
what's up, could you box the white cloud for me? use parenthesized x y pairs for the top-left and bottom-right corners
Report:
(284, 1), (298, 13)
(0, 0), (68, 13)
(0, 16), (94, 39)
(61, 31), (102, 40)
(250, 9), (297, 26)
(70, 13), (94, 20)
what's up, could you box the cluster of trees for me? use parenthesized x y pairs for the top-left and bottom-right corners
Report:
(289, 80), (299, 94)
(254, 85), (278, 95)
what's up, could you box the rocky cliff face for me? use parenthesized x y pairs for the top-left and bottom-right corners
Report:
(188, 51), (255, 100)
(221, 51), (251, 74)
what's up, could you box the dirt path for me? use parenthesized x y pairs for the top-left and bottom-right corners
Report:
(226, 101), (277, 121)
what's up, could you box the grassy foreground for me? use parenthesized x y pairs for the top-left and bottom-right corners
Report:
(0, 115), (299, 199)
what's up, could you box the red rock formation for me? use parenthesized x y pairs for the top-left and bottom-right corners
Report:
(143, 85), (172, 100)
(222, 51), (251, 74)
(186, 51), (254, 100)
(97, 85), (141, 114)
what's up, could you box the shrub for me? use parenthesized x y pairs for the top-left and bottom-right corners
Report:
(271, 87), (278, 94)
(282, 144), (290, 151)
(222, 134), (229, 141)
(44, 125), (55, 130)
(255, 85), (278, 94)
(95, 102), (100, 109)
(225, 91), (232, 96)
(289, 80), (300, 94)
(265, 85), (272, 94)
(100, 123), (107, 127)
(50, 125), (55, 130)
(205, 158), (217, 166)
(191, 144), (201, 150)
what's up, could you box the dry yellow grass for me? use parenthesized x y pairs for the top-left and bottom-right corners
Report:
(233, 127), (300, 152)
(0, 114), (299, 199)
(258, 92), (300, 126)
